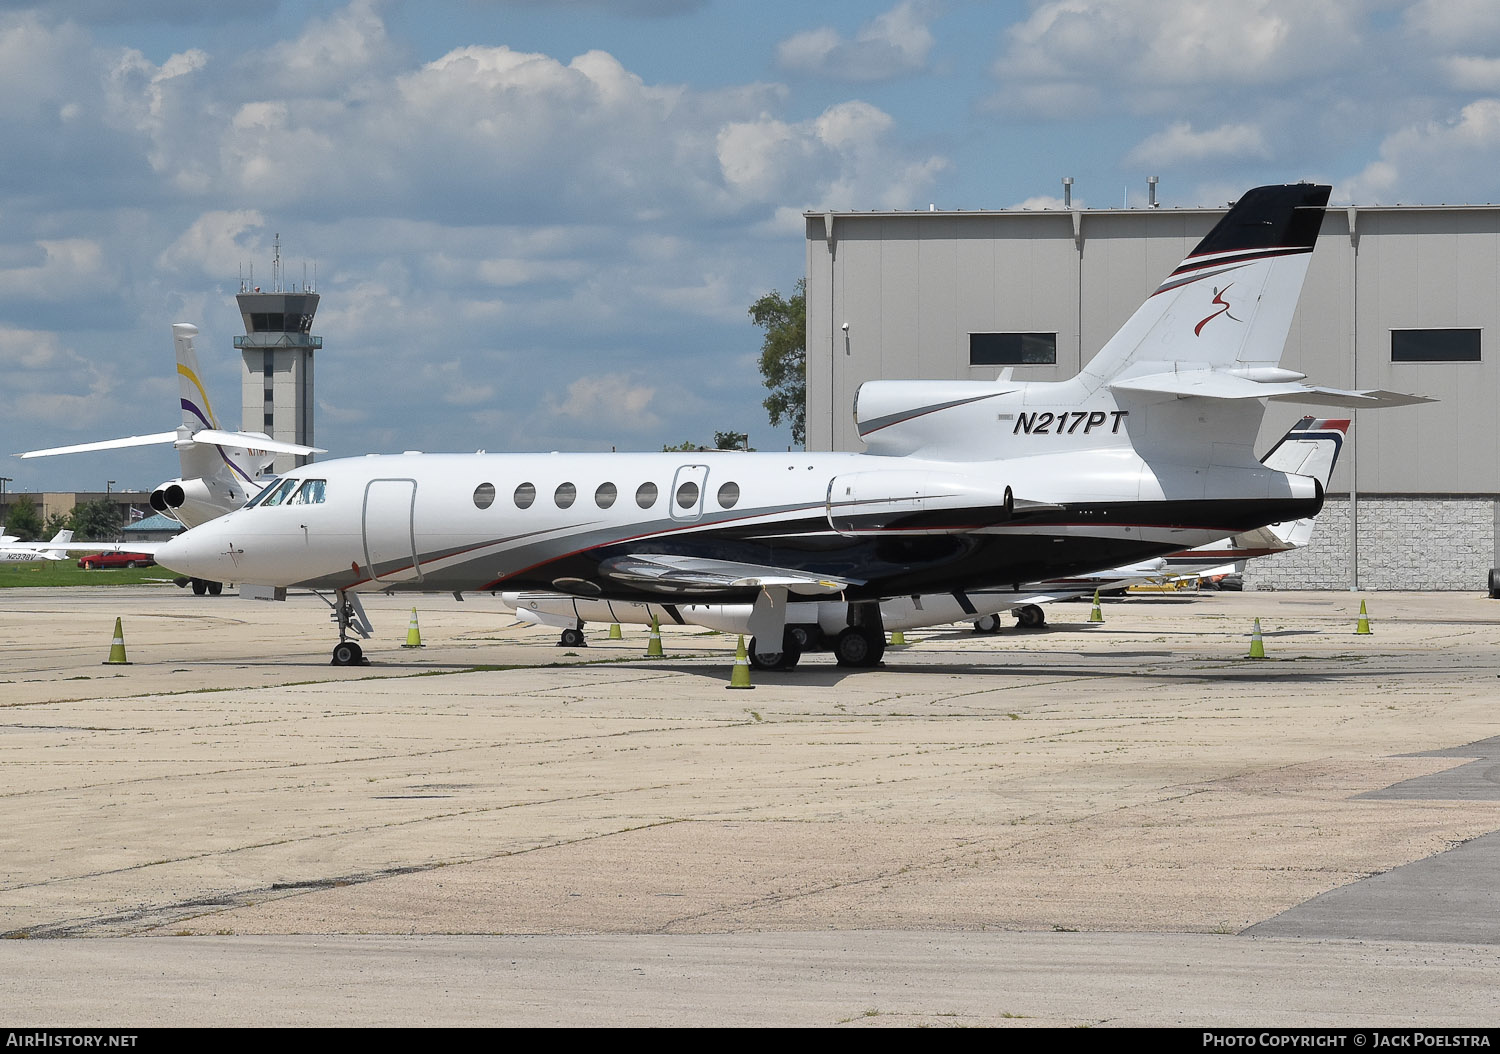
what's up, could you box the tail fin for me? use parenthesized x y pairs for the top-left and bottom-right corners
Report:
(174, 324), (219, 433)
(1226, 417), (1349, 552)
(1081, 183), (1331, 392)
(1259, 417), (1348, 487)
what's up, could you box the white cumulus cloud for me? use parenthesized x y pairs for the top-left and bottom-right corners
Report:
(777, 1), (936, 82)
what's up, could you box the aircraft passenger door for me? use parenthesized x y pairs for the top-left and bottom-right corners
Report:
(669, 464), (710, 522)
(362, 478), (423, 583)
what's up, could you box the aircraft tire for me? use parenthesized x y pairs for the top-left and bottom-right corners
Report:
(834, 626), (884, 668)
(972, 613), (1002, 634)
(787, 623), (823, 652)
(207, 581), (222, 596)
(191, 578), (208, 596)
(1490, 568), (1500, 599)
(560, 627), (586, 647)
(748, 635), (802, 670)
(331, 641), (364, 666)
(1015, 604), (1047, 629)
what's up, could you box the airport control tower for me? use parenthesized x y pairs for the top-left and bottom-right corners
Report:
(236, 235), (321, 473)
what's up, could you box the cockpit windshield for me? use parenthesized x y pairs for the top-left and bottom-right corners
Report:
(244, 478), (284, 509)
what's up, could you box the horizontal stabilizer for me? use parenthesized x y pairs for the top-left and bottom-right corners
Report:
(1109, 370), (1432, 408)
(18, 429), (324, 459)
(598, 554), (855, 595)
(191, 430), (325, 456)
(17, 432), (178, 458)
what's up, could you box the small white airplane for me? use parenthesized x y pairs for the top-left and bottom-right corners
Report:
(500, 418), (1350, 661)
(0, 529), (74, 563)
(155, 184), (1426, 667)
(17, 323), (324, 528)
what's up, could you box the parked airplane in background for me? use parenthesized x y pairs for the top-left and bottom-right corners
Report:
(501, 419), (1350, 663)
(17, 323), (323, 528)
(0, 529), (74, 563)
(156, 184), (1426, 668)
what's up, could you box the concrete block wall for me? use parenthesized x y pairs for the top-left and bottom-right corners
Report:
(1244, 498), (1497, 591)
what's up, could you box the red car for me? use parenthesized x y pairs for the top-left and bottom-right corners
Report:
(77, 552), (155, 569)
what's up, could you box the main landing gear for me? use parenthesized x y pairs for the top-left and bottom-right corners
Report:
(1014, 604), (1047, 629)
(325, 588), (374, 666)
(834, 602), (885, 668)
(558, 622), (587, 648)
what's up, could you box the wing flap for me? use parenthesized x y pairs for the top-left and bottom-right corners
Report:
(597, 554), (855, 595)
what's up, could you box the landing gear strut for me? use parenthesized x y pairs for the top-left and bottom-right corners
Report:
(326, 588), (372, 666)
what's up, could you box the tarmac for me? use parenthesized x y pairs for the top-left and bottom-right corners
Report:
(2, 583), (1499, 1027)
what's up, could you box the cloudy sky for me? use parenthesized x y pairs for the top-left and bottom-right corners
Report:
(5, 0), (1500, 492)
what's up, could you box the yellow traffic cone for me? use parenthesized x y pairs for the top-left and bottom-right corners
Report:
(1248, 617), (1266, 659)
(890, 630), (907, 646)
(646, 614), (664, 658)
(1355, 599), (1372, 635)
(1088, 588), (1104, 623)
(727, 635), (754, 690)
(103, 617), (131, 665)
(608, 623), (622, 640)
(402, 607), (425, 648)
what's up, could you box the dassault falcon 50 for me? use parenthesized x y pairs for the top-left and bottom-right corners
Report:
(156, 183), (1426, 667)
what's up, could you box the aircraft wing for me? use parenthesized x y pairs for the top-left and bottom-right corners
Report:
(21, 541), (164, 554)
(1109, 370), (1432, 408)
(597, 554), (856, 595)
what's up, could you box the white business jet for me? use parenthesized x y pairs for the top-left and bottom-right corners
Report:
(18, 323), (323, 528)
(156, 184), (1425, 667)
(500, 418), (1350, 659)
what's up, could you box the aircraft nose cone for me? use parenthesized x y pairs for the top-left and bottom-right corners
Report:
(156, 531), (220, 579)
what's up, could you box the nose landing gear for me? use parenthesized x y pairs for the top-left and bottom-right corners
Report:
(323, 588), (374, 666)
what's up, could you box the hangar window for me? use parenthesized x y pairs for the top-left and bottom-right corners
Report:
(1391, 329), (1480, 362)
(716, 482), (740, 509)
(513, 483), (536, 509)
(473, 483), (496, 509)
(595, 482), (617, 509)
(969, 332), (1057, 366)
(554, 482), (577, 509)
(636, 482), (658, 509)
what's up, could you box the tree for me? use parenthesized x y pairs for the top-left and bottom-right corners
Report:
(68, 499), (123, 541)
(3, 496), (43, 541)
(750, 277), (805, 447)
(713, 431), (751, 451)
(43, 511), (71, 536)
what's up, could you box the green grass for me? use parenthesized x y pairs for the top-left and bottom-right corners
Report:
(0, 562), (177, 589)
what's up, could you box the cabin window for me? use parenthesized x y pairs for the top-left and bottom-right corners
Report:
(473, 483), (496, 509)
(1391, 329), (1480, 362)
(675, 481), (700, 510)
(595, 482), (618, 509)
(636, 482), (658, 509)
(554, 482), (577, 509)
(969, 332), (1057, 366)
(514, 483), (536, 509)
(716, 482), (740, 509)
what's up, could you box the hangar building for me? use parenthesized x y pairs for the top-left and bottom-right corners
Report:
(804, 198), (1500, 591)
